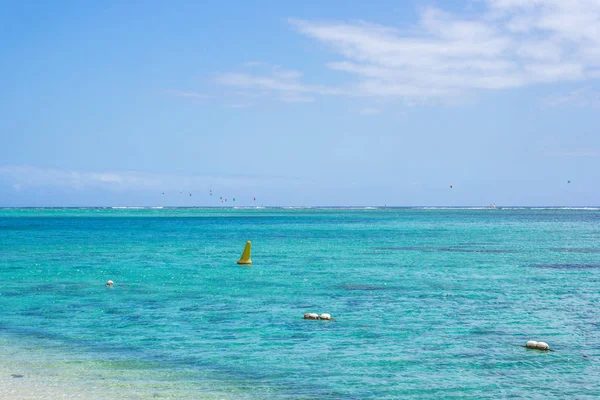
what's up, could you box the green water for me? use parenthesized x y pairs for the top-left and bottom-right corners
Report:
(1, 207), (599, 398)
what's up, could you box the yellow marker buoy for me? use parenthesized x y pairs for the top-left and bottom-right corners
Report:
(237, 241), (252, 265)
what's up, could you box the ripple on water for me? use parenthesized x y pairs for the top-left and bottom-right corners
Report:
(2, 208), (600, 398)
(532, 264), (600, 269)
(338, 284), (393, 291)
(371, 246), (517, 253)
(553, 248), (600, 253)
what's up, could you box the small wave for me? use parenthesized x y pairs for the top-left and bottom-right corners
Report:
(556, 207), (600, 210)
(415, 206), (600, 211)
(501, 207), (600, 210)
(111, 207), (144, 209)
(339, 284), (392, 291)
(532, 263), (600, 269)
(553, 248), (600, 253)
(419, 207), (491, 210)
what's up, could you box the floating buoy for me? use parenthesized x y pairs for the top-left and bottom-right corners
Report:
(536, 341), (549, 350)
(303, 313), (333, 320)
(237, 241), (252, 265)
(525, 340), (550, 351)
(106, 280), (114, 287)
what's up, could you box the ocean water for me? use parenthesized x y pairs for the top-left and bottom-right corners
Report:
(1, 207), (599, 399)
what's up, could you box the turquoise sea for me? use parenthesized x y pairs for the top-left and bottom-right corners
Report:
(1, 207), (599, 399)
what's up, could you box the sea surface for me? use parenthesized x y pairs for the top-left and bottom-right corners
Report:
(1, 207), (599, 399)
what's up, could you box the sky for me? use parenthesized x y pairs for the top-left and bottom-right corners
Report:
(1, 0), (599, 207)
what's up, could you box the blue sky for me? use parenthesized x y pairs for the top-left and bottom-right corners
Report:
(1, 0), (599, 206)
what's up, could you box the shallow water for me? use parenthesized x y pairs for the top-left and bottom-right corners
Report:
(1, 208), (599, 398)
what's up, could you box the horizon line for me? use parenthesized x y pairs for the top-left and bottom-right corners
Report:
(1, 205), (599, 210)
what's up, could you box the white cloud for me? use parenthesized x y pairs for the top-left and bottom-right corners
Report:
(214, 1), (600, 102)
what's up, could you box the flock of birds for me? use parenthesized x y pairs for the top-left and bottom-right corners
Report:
(161, 189), (256, 204)
(158, 180), (572, 206)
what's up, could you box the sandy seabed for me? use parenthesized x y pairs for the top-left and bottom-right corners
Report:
(0, 361), (236, 400)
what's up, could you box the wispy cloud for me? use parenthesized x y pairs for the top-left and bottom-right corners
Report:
(358, 107), (382, 115)
(228, 103), (252, 108)
(0, 165), (307, 192)
(242, 61), (265, 68)
(164, 90), (210, 100)
(213, 1), (600, 103)
(279, 94), (315, 103)
(213, 63), (342, 105)
(0, 166), (162, 191)
(544, 151), (600, 158)
(543, 87), (600, 108)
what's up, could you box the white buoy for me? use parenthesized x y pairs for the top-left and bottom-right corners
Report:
(303, 313), (319, 320)
(536, 342), (549, 350)
(319, 313), (332, 320)
(106, 280), (114, 287)
(525, 340), (550, 350)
